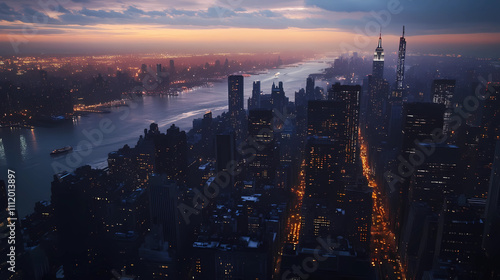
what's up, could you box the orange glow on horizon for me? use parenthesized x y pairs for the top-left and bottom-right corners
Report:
(1, 21), (499, 54)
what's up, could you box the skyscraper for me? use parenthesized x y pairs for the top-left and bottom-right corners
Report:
(271, 81), (286, 112)
(329, 83), (361, 171)
(306, 77), (315, 100)
(228, 75), (245, 140)
(401, 103), (445, 156)
(477, 83), (500, 197)
(307, 100), (345, 140)
(169, 59), (175, 74)
(248, 80), (261, 110)
(300, 136), (346, 244)
(216, 134), (235, 174)
(408, 143), (460, 212)
(372, 32), (384, 80)
(393, 102), (445, 242)
(483, 140), (500, 256)
(149, 174), (180, 249)
(432, 79), (456, 135)
(154, 124), (188, 183)
(366, 31), (389, 148)
(434, 196), (485, 278)
(395, 26), (407, 97)
(248, 109), (275, 184)
(387, 26), (407, 149)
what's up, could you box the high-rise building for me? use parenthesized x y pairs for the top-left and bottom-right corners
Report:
(304, 136), (345, 200)
(294, 88), (307, 108)
(51, 166), (111, 279)
(169, 59), (175, 74)
(386, 26), (407, 149)
(248, 109), (275, 184)
(307, 100), (345, 140)
(432, 79), (456, 135)
(477, 83), (500, 197)
(365, 30), (388, 148)
(149, 174), (180, 249)
(395, 26), (407, 97)
(401, 103), (445, 155)
(108, 132), (155, 192)
(345, 184), (373, 254)
(434, 196), (485, 278)
(300, 136), (346, 244)
(372, 32), (384, 80)
(329, 83), (361, 171)
(216, 134), (235, 174)
(306, 77), (316, 100)
(271, 81), (287, 112)
(408, 143), (460, 212)
(228, 75), (245, 140)
(365, 75), (390, 145)
(483, 141), (500, 256)
(248, 81), (261, 110)
(392, 102), (445, 241)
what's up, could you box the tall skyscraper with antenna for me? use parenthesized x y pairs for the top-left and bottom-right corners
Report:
(365, 31), (389, 146)
(372, 31), (384, 80)
(387, 26), (407, 150)
(394, 26), (407, 98)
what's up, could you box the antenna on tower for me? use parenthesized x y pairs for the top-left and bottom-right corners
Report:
(402, 26), (405, 37)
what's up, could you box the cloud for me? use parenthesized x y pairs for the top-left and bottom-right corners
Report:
(305, 0), (384, 13)
(80, 7), (129, 18)
(124, 6), (166, 17)
(0, 0), (499, 37)
(259, 10), (279, 18)
(202, 6), (237, 18)
(168, 9), (196, 16)
(0, 2), (20, 16)
(306, 0), (500, 35)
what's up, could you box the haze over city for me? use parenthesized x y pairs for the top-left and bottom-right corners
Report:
(0, 0), (499, 56)
(1, 0), (500, 279)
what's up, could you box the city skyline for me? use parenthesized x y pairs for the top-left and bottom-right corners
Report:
(1, 1), (500, 279)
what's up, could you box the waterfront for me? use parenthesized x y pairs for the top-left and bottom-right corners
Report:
(0, 59), (330, 217)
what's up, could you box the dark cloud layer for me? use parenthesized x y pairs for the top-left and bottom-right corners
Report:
(0, 0), (499, 37)
(305, 0), (500, 35)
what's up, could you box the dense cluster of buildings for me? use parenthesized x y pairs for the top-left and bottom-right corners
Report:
(1, 27), (500, 280)
(361, 27), (500, 280)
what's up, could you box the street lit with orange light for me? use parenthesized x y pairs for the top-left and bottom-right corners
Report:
(285, 160), (306, 244)
(360, 134), (405, 280)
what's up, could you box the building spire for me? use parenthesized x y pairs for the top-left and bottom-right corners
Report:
(402, 25), (405, 38)
(377, 29), (382, 48)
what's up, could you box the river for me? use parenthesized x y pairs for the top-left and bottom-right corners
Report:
(0, 58), (331, 217)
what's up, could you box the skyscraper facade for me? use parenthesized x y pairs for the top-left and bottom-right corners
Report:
(248, 109), (275, 184)
(329, 83), (361, 172)
(228, 75), (245, 140)
(248, 80), (261, 110)
(395, 26), (407, 97)
(432, 79), (456, 136)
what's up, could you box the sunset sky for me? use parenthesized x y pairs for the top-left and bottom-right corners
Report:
(0, 0), (499, 56)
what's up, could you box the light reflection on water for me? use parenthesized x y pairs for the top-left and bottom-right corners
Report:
(0, 59), (330, 217)
(20, 134), (27, 161)
(0, 138), (5, 165)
